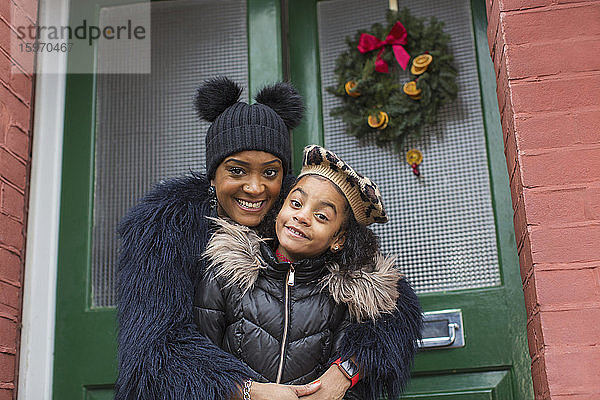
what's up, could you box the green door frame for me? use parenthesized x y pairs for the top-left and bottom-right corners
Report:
(53, 0), (283, 398)
(286, 0), (533, 397)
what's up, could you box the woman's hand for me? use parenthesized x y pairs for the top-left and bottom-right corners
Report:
(299, 365), (351, 400)
(249, 381), (322, 400)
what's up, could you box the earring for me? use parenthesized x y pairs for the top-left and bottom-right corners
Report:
(208, 185), (217, 210)
(333, 244), (340, 251)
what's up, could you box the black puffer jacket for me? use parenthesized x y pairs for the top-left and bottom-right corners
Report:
(194, 218), (402, 386)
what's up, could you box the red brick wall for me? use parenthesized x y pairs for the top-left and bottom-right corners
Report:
(0, 0), (37, 398)
(486, 0), (600, 399)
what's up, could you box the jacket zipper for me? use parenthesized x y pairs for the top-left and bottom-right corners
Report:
(276, 265), (295, 383)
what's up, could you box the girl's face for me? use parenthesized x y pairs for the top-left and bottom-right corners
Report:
(275, 175), (347, 262)
(211, 150), (283, 227)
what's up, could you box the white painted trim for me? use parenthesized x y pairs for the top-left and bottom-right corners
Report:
(17, 0), (69, 398)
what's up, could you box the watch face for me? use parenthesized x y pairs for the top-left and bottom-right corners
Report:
(340, 359), (359, 378)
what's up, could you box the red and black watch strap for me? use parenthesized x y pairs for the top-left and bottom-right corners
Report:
(332, 357), (360, 388)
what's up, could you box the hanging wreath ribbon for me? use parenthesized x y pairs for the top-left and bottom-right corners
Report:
(357, 21), (410, 73)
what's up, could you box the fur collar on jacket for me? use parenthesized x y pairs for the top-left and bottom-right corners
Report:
(203, 218), (401, 322)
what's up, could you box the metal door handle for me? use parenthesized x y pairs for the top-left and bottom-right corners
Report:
(420, 322), (459, 348)
(418, 309), (464, 349)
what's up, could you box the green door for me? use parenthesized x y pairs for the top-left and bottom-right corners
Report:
(53, 0), (284, 398)
(286, 0), (533, 398)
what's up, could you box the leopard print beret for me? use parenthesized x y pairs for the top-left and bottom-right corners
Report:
(297, 145), (388, 225)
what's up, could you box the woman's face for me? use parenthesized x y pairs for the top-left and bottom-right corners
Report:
(211, 150), (284, 227)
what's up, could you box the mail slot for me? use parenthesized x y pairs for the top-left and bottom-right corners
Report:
(419, 309), (465, 349)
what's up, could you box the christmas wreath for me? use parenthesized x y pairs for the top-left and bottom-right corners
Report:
(328, 9), (458, 153)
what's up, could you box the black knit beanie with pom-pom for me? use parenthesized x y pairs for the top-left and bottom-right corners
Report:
(195, 76), (304, 179)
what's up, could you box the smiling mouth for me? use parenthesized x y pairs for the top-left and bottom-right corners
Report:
(285, 225), (308, 239)
(236, 198), (265, 211)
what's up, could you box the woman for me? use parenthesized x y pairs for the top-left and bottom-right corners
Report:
(116, 77), (421, 400)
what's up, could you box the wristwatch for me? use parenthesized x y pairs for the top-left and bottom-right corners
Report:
(333, 357), (360, 388)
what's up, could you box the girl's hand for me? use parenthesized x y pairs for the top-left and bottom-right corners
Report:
(249, 381), (322, 400)
(299, 365), (351, 400)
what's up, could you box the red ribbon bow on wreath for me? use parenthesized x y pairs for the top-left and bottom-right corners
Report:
(357, 21), (410, 73)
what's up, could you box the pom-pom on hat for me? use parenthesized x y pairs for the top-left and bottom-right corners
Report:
(195, 76), (304, 179)
(298, 145), (388, 226)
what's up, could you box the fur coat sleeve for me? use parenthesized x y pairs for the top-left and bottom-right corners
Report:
(115, 174), (255, 400)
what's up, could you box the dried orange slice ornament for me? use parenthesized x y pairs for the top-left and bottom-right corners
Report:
(411, 54), (433, 75)
(367, 111), (389, 130)
(378, 112), (389, 129)
(406, 149), (423, 176)
(344, 81), (361, 97)
(403, 81), (422, 100)
(411, 65), (427, 75)
(413, 54), (433, 68)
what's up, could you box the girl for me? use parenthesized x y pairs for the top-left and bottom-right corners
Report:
(195, 145), (423, 400)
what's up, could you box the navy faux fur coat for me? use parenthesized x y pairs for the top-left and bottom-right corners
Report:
(116, 173), (423, 400)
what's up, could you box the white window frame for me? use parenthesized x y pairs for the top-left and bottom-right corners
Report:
(18, 0), (69, 398)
